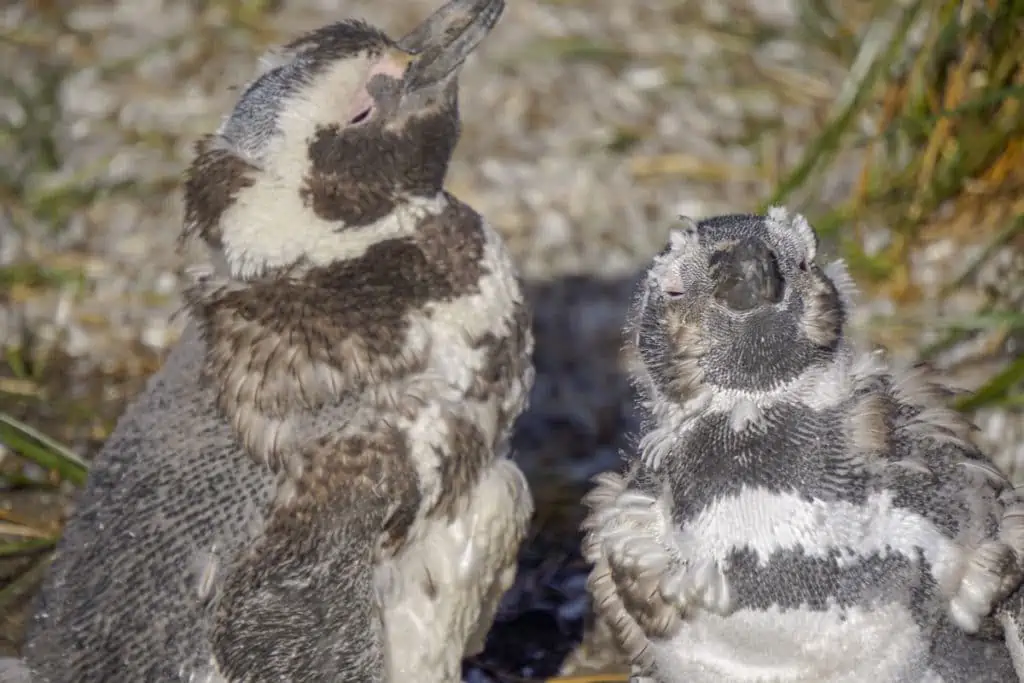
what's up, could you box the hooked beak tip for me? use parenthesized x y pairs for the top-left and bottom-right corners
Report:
(397, 0), (504, 90)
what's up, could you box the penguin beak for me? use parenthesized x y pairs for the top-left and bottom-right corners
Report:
(396, 0), (504, 93)
(709, 239), (786, 312)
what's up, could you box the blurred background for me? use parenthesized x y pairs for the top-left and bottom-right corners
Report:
(0, 0), (1021, 680)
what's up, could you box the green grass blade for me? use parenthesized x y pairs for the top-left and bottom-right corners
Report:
(0, 537), (57, 557)
(938, 312), (1024, 331)
(941, 214), (1024, 297)
(956, 355), (1024, 413)
(759, 0), (926, 211)
(0, 554), (52, 613)
(0, 412), (89, 485)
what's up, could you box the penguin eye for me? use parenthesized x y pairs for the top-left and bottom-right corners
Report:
(349, 106), (373, 125)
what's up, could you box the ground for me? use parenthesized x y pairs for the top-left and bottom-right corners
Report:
(1, 0), (1021, 680)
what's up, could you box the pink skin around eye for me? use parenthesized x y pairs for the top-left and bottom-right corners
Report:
(344, 51), (412, 124)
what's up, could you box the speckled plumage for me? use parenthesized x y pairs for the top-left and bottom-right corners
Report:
(10, 1), (534, 681)
(582, 208), (1024, 682)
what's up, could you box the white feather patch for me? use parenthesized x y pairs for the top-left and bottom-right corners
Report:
(220, 186), (445, 279)
(824, 259), (859, 307)
(765, 205), (817, 261)
(680, 487), (964, 594)
(649, 602), (933, 683)
(728, 398), (762, 432)
(377, 459), (532, 682)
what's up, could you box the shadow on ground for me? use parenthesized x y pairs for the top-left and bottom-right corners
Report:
(468, 273), (642, 680)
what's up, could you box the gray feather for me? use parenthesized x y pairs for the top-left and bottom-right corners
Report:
(584, 207), (1024, 683)
(16, 2), (530, 682)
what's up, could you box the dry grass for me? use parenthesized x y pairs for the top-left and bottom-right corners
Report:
(771, 0), (1023, 408)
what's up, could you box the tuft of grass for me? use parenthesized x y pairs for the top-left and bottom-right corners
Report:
(765, 0), (1024, 413)
(0, 404), (86, 610)
(0, 407), (82, 613)
(761, 0), (929, 212)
